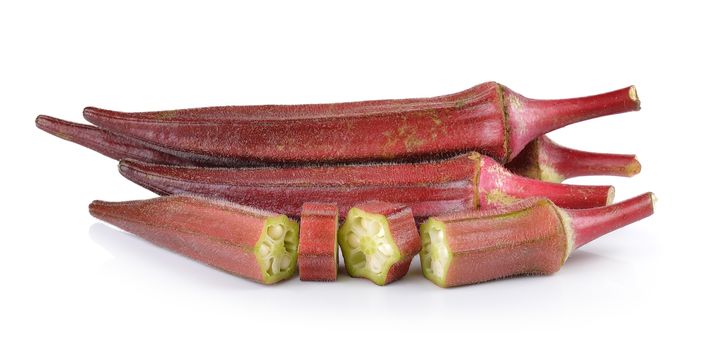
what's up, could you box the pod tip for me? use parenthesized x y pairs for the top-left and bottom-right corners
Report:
(35, 115), (50, 128)
(117, 158), (144, 177)
(35, 115), (74, 140)
(88, 200), (105, 218)
(83, 106), (105, 122)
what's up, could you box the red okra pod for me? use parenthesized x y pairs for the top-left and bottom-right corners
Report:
(84, 82), (639, 165)
(298, 203), (339, 281)
(506, 135), (641, 182)
(118, 152), (614, 219)
(35, 115), (204, 166)
(338, 201), (421, 285)
(419, 192), (655, 287)
(35, 115), (640, 182)
(89, 195), (300, 284)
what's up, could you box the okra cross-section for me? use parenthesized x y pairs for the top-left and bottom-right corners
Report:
(419, 218), (452, 287)
(298, 203), (339, 281)
(338, 201), (420, 285)
(256, 216), (300, 281)
(89, 195), (300, 284)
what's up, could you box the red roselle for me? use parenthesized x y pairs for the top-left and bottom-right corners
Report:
(118, 152), (615, 219)
(83, 82), (639, 165)
(89, 195), (300, 284)
(419, 192), (655, 287)
(506, 135), (641, 182)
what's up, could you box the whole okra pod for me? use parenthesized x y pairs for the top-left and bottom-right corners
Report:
(36, 115), (640, 182)
(82, 82), (639, 165)
(118, 152), (615, 218)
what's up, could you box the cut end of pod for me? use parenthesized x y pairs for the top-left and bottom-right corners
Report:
(338, 202), (420, 285)
(624, 157), (642, 177)
(255, 216), (300, 284)
(628, 85), (640, 108)
(419, 218), (451, 287)
(339, 209), (401, 285)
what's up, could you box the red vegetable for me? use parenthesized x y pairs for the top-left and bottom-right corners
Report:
(338, 201), (420, 285)
(419, 192), (655, 287)
(83, 82), (639, 165)
(506, 135), (641, 182)
(89, 195), (300, 284)
(117, 152), (615, 219)
(298, 203), (339, 281)
(37, 116), (639, 183)
(35, 115), (203, 166)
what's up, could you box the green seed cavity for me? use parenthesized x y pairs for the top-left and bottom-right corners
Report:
(419, 218), (451, 287)
(338, 208), (401, 285)
(255, 215), (299, 284)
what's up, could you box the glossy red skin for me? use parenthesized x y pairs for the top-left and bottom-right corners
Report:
(429, 193), (655, 287)
(118, 153), (613, 220)
(35, 115), (207, 166)
(438, 198), (567, 287)
(506, 135), (641, 181)
(89, 195), (279, 284)
(298, 203), (339, 281)
(84, 82), (639, 165)
(351, 201), (420, 285)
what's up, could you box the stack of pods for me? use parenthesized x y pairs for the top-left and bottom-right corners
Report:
(37, 81), (654, 287)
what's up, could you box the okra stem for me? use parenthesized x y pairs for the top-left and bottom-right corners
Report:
(506, 135), (641, 182)
(505, 86), (639, 159)
(566, 192), (656, 249)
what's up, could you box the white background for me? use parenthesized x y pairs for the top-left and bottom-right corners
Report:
(1, 1), (702, 349)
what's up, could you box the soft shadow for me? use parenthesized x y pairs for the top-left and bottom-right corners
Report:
(88, 223), (262, 290)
